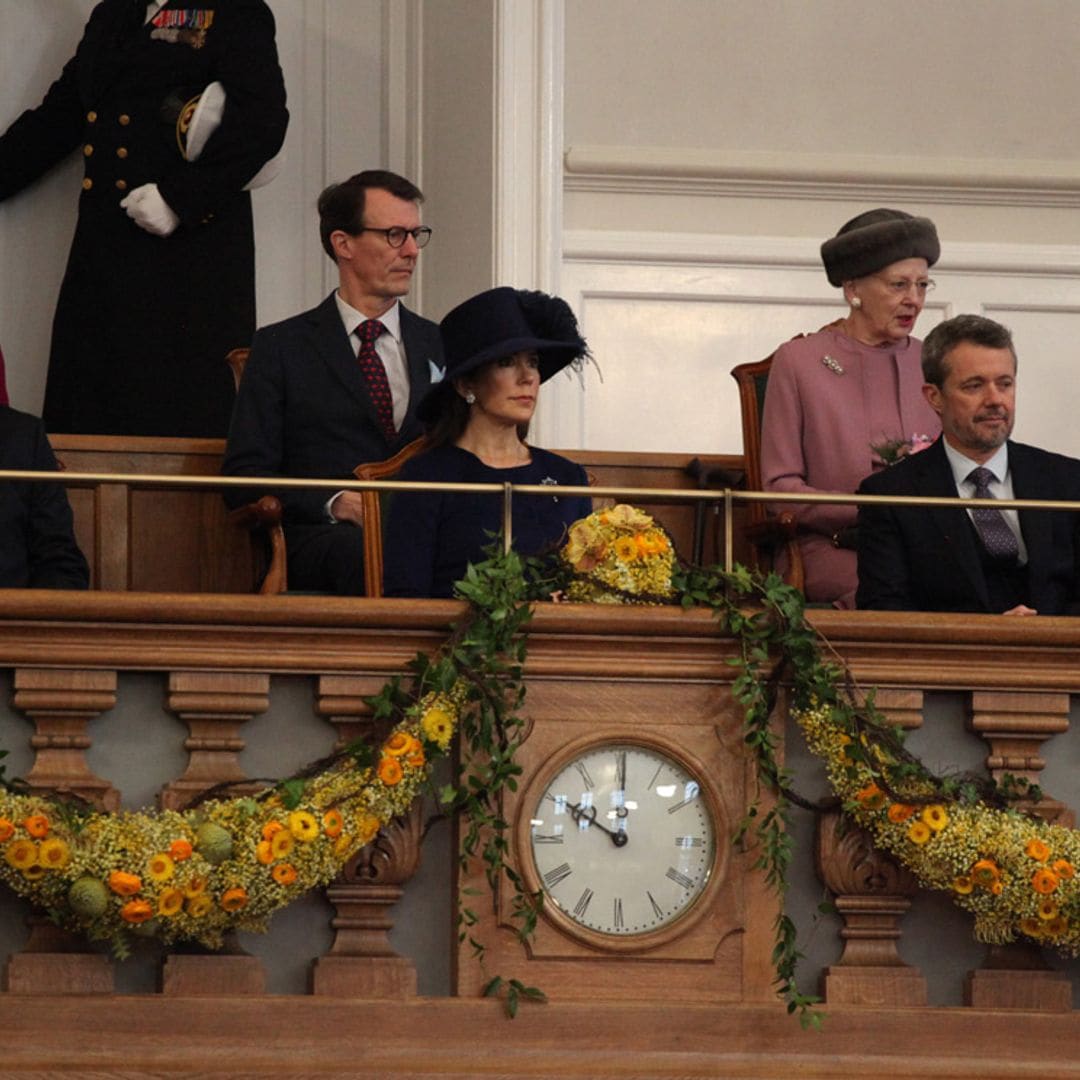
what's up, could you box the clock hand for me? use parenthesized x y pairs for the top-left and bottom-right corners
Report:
(569, 802), (628, 847)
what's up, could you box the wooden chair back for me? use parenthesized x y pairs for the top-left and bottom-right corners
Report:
(354, 436), (431, 598)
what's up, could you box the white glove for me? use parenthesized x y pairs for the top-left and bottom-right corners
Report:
(120, 183), (180, 237)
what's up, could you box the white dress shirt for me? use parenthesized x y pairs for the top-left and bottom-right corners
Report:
(943, 440), (1028, 565)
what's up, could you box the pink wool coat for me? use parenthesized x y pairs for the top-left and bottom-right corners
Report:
(760, 326), (940, 608)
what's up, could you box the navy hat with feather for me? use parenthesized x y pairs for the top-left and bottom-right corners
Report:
(418, 287), (589, 423)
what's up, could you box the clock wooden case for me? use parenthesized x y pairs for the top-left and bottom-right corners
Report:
(453, 676), (779, 1004)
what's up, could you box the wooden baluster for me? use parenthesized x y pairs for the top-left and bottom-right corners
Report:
(964, 690), (1072, 1011)
(159, 672), (270, 996)
(310, 675), (421, 997)
(817, 688), (927, 1005)
(4, 668), (119, 994)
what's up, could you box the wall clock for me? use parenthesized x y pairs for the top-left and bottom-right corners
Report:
(526, 739), (718, 945)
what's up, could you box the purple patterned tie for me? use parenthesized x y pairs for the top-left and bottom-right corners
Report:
(967, 467), (1019, 560)
(356, 320), (395, 440)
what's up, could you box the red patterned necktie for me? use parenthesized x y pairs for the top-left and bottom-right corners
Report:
(356, 319), (396, 440)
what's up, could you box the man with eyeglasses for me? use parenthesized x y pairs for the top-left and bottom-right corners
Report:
(223, 169), (443, 594)
(856, 314), (1080, 615)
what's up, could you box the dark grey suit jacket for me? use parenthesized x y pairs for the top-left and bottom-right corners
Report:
(856, 438), (1080, 614)
(222, 293), (443, 524)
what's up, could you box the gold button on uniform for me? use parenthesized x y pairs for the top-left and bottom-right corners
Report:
(82, 178), (93, 191)
(83, 144), (93, 157)
(116, 147), (128, 159)
(115, 179), (128, 191)
(86, 111), (97, 123)
(118, 114), (131, 126)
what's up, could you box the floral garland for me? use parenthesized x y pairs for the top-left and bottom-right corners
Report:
(0, 688), (462, 958)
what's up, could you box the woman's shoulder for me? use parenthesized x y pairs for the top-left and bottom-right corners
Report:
(529, 447), (588, 480)
(397, 442), (465, 481)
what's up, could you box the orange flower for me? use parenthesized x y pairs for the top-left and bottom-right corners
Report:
(971, 859), (1000, 887)
(168, 839), (193, 862)
(989, 880), (1003, 896)
(377, 756), (404, 786)
(271, 863), (298, 886)
(1025, 838), (1051, 862)
(887, 803), (915, 823)
(220, 887), (248, 913)
(22, 815), (50, 839)
(255, 840), (274, 865)
(322, 810), (344, 839)
(1052, 859), (1075, 880)
(261, 820), (284, 841)
(405, 750), (426, 770)
(855, 784), (885, 811)
(1032, 868), (1060, 895)
(108, 870), (142, 897)
(0, 818), (15, 842)
(120, 899), (154, 924)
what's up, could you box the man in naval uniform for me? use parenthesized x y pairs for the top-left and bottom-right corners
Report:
(0, 0), (288, 437)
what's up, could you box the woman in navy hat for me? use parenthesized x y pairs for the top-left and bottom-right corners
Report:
(382, 287), (593, 598)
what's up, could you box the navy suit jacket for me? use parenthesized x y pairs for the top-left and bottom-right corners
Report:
(856, 438), (1080, 614)
(222, 293), (443, 524)
(0, 408), (89, 589)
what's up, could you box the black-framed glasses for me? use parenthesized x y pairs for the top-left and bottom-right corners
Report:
(356, 226), (432, 249)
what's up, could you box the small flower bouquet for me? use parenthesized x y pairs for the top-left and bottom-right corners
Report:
(560, 504), (675, 604)
(871, 432), (935, 466)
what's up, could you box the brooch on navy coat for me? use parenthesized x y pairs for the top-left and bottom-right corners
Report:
(541, 476), (560, 502)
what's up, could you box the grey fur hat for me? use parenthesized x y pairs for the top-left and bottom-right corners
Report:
(820, 208), (940, 287)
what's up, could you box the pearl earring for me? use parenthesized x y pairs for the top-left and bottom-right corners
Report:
(850, 296), (862, 309)
(465, 391), (476, 405)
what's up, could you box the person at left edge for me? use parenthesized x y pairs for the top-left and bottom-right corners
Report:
(0, 349), (88, 589)
(0, 0), (288, 437)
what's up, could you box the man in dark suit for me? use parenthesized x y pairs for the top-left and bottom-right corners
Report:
(222, 170), (443, 594)
(856, 314), (1080, 614)
(0, 0), (288, 436)
(0, 398), (89, 590)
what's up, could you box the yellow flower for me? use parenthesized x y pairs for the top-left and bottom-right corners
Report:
(421, 707), (455, 750)
(288, 811), (319, 843)
(1045, 916), (1069, 938)
(220, 887), (248, 913)
(952, 876), (974, 895)
(356, 814), (381, 846)
(1037, 898), (1060, 921)
(108, 870), (142, 897)
(256, 840), (274, 865)
(147, 853), (175, 883)
(383, 732), (413, 757)
(157, 888), (184, 917)
(22, 865), (46, 881)
(921, 805), (949, 832)
(1032, 868), (1060, 895)
(1020, 916), (1044, 938)
(270, 830), (294, 859)
(186, 894), (212, 918)
(613, 536), (639, 563)
(38, 838), (70, 870)
(906, 821), (932, 845)
(1025, 838), (1051, 862)
(332, 833), (353, 858)
(322, 809), (344, 839)
(182, 875), (207, 899)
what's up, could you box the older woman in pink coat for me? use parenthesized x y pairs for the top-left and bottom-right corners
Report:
(760, 209), (942, 608)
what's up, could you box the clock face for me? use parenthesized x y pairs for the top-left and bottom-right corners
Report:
(528, 742), (716, 937)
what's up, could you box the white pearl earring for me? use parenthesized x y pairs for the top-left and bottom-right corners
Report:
(850, 296), (862, 309)
(465, 391), (476, 405)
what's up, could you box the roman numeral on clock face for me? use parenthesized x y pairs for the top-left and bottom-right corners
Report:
(573, 760), (594, 790)
(613, 896), (624, 930)
(573, 888), (594, 918)
(647, 890), (665, 920)
(543, 862), (573, 889)
(666, 866), (695, 891)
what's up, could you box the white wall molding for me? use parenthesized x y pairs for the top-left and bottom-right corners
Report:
(564, 146), (1080, 210)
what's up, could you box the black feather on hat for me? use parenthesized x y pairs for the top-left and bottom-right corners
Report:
(820, 208), (940, 287)
(418, 287), (589, 424)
